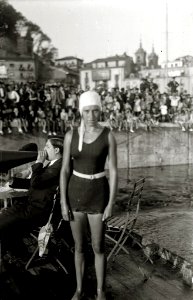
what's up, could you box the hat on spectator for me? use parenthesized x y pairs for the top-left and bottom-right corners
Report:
(78, 91), (102, 152)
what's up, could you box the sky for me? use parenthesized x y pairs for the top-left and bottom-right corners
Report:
(8, 0), (193, 64)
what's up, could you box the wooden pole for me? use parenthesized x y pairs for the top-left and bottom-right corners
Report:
(165, 0), (169, 88)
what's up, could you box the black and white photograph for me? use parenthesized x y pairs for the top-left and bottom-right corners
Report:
(0, 0), (193, 299)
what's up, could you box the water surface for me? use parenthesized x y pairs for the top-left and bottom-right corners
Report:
(117, 164), (193, 209)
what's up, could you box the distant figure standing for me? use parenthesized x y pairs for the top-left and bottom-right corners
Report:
(167, 77), (179, 93)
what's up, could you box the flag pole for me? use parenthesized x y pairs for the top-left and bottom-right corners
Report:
(165, 0), (169, 87)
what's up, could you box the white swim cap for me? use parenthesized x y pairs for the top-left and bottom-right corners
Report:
(79, 91), (102, 115)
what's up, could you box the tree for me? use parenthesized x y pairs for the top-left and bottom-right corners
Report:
(0, 0), (22, 41)
(0, 1), (57, 63)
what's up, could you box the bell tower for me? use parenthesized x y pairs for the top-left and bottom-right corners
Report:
(148, 45), (159, 69)
(135, 40), (146, 69)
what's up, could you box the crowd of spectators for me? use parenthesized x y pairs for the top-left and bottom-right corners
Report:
(0, 77), (193, 136)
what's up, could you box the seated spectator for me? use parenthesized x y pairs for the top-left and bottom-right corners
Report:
(169, 92), (180, 116)
(0, 137), (63, 260)
(0, 101), (4, 135)
(138, 111), (145, 126)
(35, 106), (47, 133)
(67, 107), (74, 129)
(66, 92), (76, 112)
(124, 101), (132, 112)
(113, 96), (121, 112)
(109, 111), (117, 130)
(104, 92), (114, 114)
(151, 107), (160, 125)
(187, 108), (193, 132)
(19, 104), (28, 133)
(11, 107), (23, 134)
(160, 102), (168, 122)
(133, 95), (142, 116)
(45, 106), (56, 136)
(60, 108), (68, 134)
(125, 109), (135, 133)
(52, 104), (61, 135)
(27, 105), (36, 133)
(1, 102), (12, 134)
(0, 82), (5, 103)
(174, 109), (189, 131)
(116, 110), (124, 131)
(144, 110), (154, 131)
(6, 84), (20, 107)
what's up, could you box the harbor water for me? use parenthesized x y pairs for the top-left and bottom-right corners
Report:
(117, 164), (193, 210)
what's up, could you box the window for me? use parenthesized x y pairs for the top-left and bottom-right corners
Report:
(107, 61), (116, 67)
(118, 60), (125, 67)
(137, 56), (141, 63)
(97, 62), (106, 68)
(9, 63), (15, 68)
(19, 64), (25, 71)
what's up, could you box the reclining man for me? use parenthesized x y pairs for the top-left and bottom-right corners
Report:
(0, 137), (63, 261)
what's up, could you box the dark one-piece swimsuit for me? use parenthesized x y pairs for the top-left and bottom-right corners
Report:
(67, 126), (110, 214)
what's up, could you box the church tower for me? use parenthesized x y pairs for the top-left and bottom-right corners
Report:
(135, 40), (146, 69)
(148, 45), (159, 69)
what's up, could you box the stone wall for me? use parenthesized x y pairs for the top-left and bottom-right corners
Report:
(1, 125), (193, 169)
(114, 127), (193, 169)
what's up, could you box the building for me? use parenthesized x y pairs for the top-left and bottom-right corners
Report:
(78, 43), (193, 94)
(55, 56), (83, 70)
(49, 66), (80, 87)
(135, 41), (147, 70)
(148, 46), (159, 69)
(139, 56), (193, 94)
(0, 35), (36, 82)
(54, 56), (83, 86)
(80, 53), (135, 91)
(0, 57), (35, 82)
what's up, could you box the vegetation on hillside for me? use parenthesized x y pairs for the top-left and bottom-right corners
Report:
(0, 0), (57, 63)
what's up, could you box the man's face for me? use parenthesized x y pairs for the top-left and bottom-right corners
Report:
(44, 140), (56, 161)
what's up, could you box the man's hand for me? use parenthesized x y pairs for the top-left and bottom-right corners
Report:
(36, 150), (47, 164)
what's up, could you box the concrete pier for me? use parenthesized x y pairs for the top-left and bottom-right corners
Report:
(114, 124), (193, 168)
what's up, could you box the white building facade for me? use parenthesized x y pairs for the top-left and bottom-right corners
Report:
(139, 58), (193, 94)
(80, 54), (134, 91)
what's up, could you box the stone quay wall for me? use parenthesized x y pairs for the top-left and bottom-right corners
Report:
(1, 124), (193, 169)
(114, 126), (193, 169)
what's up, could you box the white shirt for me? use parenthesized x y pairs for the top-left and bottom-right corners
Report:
(170, 95), (180, 107)
(35, 159), (59, 167)
(48, 159), (58, 167)
(160, 104), (168, 115)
